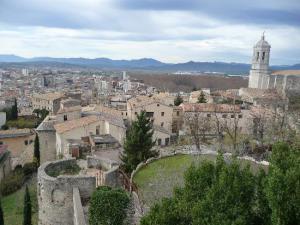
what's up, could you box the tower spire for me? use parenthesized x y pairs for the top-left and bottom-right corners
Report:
(262, 31), (265, 40)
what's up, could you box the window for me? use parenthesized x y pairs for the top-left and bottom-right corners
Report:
(256, 52), (259, 61)
(262, 52), (265, 60)
(165, 138), (170, 146)
(24, 140), (28, 145)
(238, 114), (242, 118)
(161, 112), (165, 116)
(177, 111), (180, 116)
(96, 126), (100, 135)
(207, 114), (211, 118)
(161, 122), (164, 127)
(157, 104), (160, 107)
(222, 114), (227, 118)
(157, 139), (162, 145)
(231, 114), (235, 118)
(146, 112), (154, 117)
(0, 141), (3, 145)
(63, 115), (67, 121)
(121, 112), (123, 115)
(135, 112), (137, 115)
(29, 140), (33, 144)
(126, 112), (127, 116)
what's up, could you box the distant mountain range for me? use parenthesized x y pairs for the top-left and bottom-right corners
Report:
(0, 54), (299, 74)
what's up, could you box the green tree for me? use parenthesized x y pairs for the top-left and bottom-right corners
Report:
(197, 91), (207, 103)
(23, 186), (32, 225)
(34, 134), (40, 167)
(0, 198), (4, 225)
(11, 98), (18, 120)
(121, 111), (157, 172)
(265, 142), (300, 225)
(89, 186), (130, 225)
(141, 154), (271, 225)
(174, 94), (183, 106)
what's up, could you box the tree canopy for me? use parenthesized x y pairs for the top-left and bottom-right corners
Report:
(141, 142), (299, 225)
(89, 186), (131, 225)
(0, 198), (4, 225)
(174, 94), (183, 106)
(34, 134), (40, 167)
(23, 186), (32, 225)
(197, 91), (207, 103)
(121, 111), (158, 172)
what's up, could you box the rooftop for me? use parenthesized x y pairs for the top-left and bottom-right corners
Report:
(0, 128), (33, 139)
(54, 115), (99, 134)
(239, 88), (283, 100)
(271, 70), (300, 76)
(180, 103), (241, 113)
(33, 92), (65, 101)
(56, 105), (82, 114)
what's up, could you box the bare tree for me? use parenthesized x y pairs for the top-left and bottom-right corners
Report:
(221, 109), (242, 154)
(212, 106), (225, 152)
(184, 112), (212, 151)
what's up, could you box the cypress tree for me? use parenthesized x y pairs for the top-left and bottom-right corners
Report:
(0, 198), (4, 225)
(23, 186), (32, 225)
(11, 98), (18, 120)
(197, 91), (207, 103)
(121, 111), (158, 172)
(34, 134), (40, 167)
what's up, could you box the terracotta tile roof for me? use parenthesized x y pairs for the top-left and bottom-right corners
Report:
(0, 128), (33, 138)
(56, 105), (81, 114)
(239, 88), (282, 100)
(54, 115), (99, 134)
(32, 92), (65, 101)
(128, 95), (170, 108)
(271, 70), (300, 76)
(180, 103), (241, 113)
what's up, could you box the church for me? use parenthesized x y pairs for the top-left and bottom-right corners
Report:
(247, 34), (300, 97)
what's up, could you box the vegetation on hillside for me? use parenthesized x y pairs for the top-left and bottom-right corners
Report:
(141, 142), (299, 225)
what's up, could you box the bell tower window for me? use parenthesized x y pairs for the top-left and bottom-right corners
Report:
(262, 52), (265, 61)
(256, 52), (259, 61)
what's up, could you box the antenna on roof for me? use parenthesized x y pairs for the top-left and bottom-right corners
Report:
(262, 31), (265, 40)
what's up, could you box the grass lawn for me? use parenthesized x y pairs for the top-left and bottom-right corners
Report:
(2, 177), (38, 225)
(133, 154), (268, 208)
(133, 154), (215, 208)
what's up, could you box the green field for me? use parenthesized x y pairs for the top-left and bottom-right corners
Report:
(133, 154), (268, 208)
(2, 177), (38, 225)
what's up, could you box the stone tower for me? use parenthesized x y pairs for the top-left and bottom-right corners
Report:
(248, 33), (271, 89)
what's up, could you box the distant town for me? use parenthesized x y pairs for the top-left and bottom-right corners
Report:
(0, 34), (299, 225)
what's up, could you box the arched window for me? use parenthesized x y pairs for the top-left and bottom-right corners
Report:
(262, 52), (265, 61)
(256, 52), (260, 61)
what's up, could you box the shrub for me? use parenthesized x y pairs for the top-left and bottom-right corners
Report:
(0, 172), (24, 196)
(23, 162), (37, 176)
(89, 186), (131, 225)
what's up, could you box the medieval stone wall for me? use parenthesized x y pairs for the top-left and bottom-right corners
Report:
(38, 159), (96, 225)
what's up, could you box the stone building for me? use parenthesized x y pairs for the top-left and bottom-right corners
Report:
(54, 114), (126, 158)
(0, 128), (35, 168)
(179, 103), (251, 135)
(127, 95), (175, 146)
(38, 157), (120, 225)
(248, 34), (300, 96)
(31, 92), (65, 114)
(248, 33), (271, 89)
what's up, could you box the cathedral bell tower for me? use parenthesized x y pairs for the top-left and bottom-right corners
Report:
(248, 33), (271, 89)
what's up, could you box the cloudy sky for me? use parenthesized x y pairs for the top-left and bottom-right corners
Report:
(0, 0), (299, 64)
